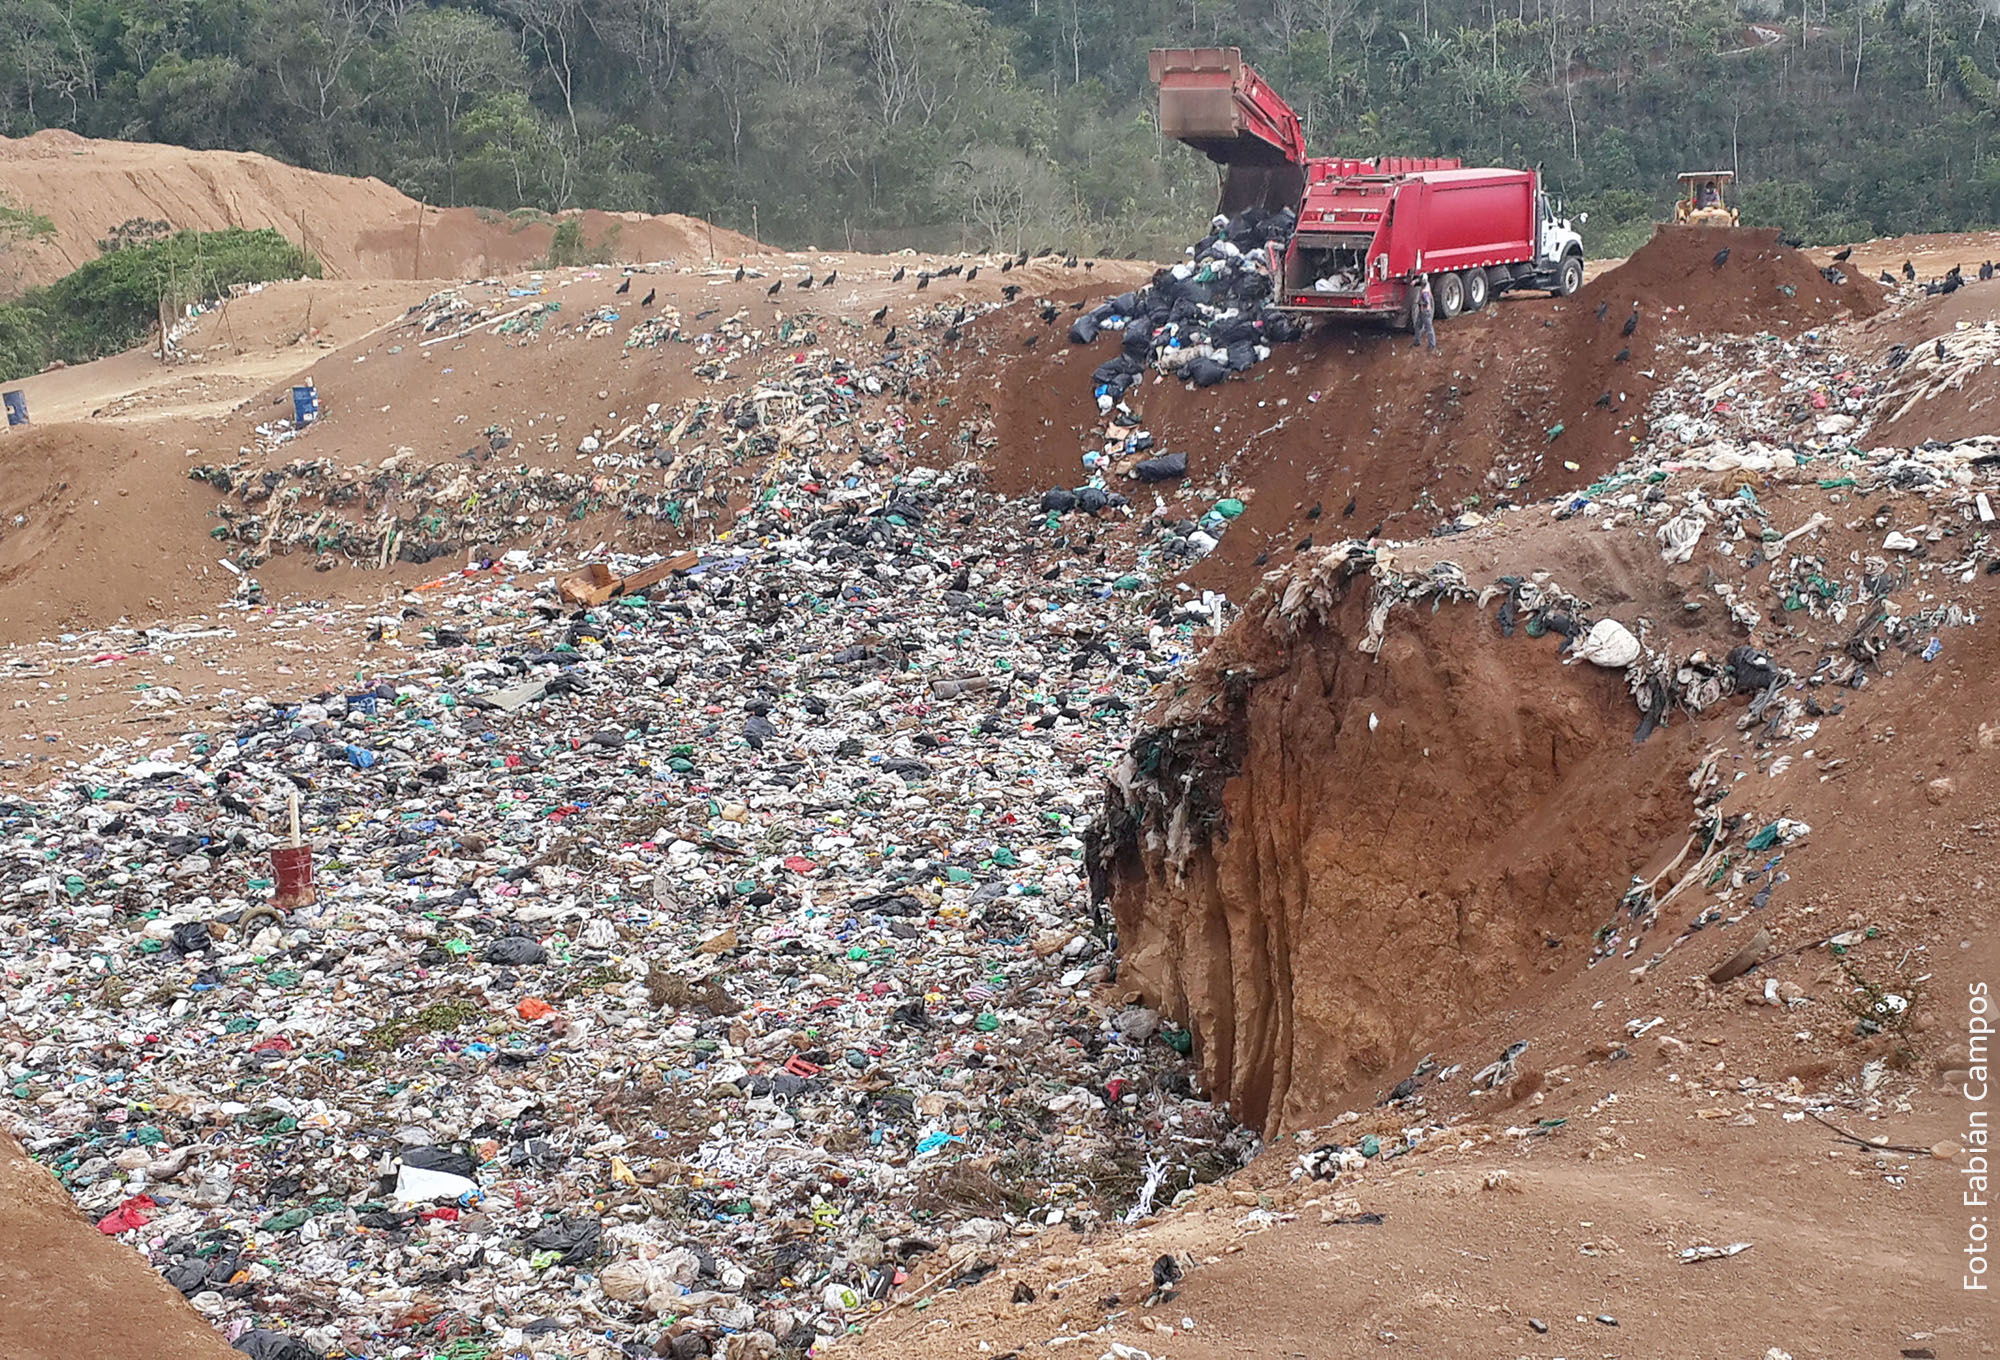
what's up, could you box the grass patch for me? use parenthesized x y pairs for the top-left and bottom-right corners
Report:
(367, 997), (484, 1051)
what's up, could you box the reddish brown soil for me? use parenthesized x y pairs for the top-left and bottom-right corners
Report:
(1593, 224), (1883, 333)
(1106, 533), (1706, 1136)
(0, 129), (766, 293)
(0, 1133), (238, 1360)
(0, 423), (235, 642)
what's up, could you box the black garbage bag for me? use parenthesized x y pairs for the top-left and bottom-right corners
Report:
(1040, 488), (1078, 513)
(1132, 452), (1188, 483)
(1091, 355), (1141, 386)
(1074, 487), (1112, 512)
(1120, 325), (1153, 359)
(402, 1145), (479, 1179)
(484, 935), (546, 965)
(165, 1249), (240, 1295)
(849, 891), (924, 916)
(234, 1330), (321, 1360)
(1186, 357), (1230, 388)
(526, 1215), (603, 1265)
(171, 920), (213, 954)
(1209, 317), (1255, 347)
(1067, 315), (1099, 345)
(1224, 339), (1258, 372)
(1727, 645), (1780, 692)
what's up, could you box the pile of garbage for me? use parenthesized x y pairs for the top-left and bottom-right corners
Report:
(1067, 209), (1302, 398)
(0, 443), (1260, 1359)
(195, 351), (930, 573)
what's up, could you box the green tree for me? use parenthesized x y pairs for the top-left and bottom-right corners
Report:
(398, 7), (525, 201)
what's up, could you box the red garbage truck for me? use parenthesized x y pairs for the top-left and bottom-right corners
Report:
(1150, 47), (1587, 326)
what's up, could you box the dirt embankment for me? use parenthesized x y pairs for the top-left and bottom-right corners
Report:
(0, 1132), (238, 1360)
(0, 424), (235, 643)
(954, 227), (1881, 598)
(0, 130), (766, 293)
(1095, 549), (1699, 1136)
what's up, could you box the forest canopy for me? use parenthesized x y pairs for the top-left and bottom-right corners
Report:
(5, 0), (2000, 255)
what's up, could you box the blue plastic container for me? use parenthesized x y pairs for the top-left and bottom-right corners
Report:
(291, 384), (319, 427)
(2, 391), (25, 427)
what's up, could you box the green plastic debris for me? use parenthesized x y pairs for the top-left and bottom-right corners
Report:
(1213, 498), (1245, 519)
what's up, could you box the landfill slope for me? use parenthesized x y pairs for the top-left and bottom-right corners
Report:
(0, 256), (1153, 642)
(0, 129), (765, 294)
(0, 245), (1227, 1360)
(0, 1132), (239, 1360)
(956, 226), (1883, 598)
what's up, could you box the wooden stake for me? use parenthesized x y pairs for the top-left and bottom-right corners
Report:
(288, 790), (301, 848)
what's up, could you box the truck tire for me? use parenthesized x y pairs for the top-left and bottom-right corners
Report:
(1554, 254), (1584, 297)
(1434, 271), (1464, 319)
(1461, 269), (1490, 313)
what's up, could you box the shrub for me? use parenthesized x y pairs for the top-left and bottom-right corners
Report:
(0, 228), (320, 382)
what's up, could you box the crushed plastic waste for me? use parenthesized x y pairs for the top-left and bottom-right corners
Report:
(0, 413), (1256, 1357)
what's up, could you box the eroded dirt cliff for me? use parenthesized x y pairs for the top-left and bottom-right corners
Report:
(1094, 552), (1703, 1136)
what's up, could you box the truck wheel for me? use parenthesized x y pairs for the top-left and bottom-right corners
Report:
(1434, 271), (1464, 319)
(1461, 269), (1490, 312)
(1555, 254), (1583, 297)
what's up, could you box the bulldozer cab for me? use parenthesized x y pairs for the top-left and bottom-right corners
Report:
(1673, 171), (1739, 227)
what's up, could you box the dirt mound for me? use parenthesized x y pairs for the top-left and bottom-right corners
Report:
(0, 1132), (237, 1359)
(0, 423), (230, 642)
(0, 131), (765, 293)
(1850, 279), (2000, 444)
(1582, 225), (1883, 332)
(958, 288), (1657, 598)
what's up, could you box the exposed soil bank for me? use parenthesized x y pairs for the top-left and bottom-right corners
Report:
(1095, 560), (1698, 1136)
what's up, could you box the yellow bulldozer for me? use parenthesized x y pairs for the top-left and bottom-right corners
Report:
(1670, 171), (1739, 228)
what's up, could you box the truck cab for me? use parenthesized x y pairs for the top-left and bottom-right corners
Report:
(1538, 191), (1584, 282)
